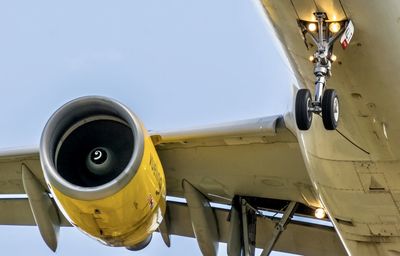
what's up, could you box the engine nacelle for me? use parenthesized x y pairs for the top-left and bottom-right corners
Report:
(40, 96), (166, 248)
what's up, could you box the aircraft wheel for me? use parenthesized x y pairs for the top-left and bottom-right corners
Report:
(295, 89), (313, 130)
(322, 89), (339, 130)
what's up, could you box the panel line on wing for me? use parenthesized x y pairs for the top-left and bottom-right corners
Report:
(166, 196), (333, 228)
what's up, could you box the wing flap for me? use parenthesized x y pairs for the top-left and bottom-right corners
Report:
(167, 201), (346, 256)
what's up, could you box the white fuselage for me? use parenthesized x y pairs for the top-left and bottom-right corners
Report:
(261, 0), (400, 254)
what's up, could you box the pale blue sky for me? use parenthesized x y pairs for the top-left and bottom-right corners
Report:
(0, 0), (297, 255)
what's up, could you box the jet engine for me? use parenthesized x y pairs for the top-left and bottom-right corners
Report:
(39, 96), (166, 248)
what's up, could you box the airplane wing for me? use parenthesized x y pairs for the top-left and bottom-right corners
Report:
(152, 115), (310, 205)
(0, 114), (346, 255)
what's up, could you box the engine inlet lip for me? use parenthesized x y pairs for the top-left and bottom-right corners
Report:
(40, 96), (144, 200)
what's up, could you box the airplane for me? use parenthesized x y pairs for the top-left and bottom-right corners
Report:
(0, 0), (397, 255)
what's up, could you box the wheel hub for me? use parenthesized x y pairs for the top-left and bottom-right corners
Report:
(333, 97), (339, 122)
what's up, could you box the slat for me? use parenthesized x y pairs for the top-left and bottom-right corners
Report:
(151, 115), (284, 143)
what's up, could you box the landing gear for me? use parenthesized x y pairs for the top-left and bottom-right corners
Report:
(295, 88), (339, 131)
(227, 196), (257, 256)
(227, 197), (298, 256)
(295, 12), (350, 131)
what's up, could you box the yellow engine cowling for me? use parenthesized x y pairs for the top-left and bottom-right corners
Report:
(39, 96), (166, 248)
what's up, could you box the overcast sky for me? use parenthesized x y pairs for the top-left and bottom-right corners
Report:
(0, 0), (297, 255)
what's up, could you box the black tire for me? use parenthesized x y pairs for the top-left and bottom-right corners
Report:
(295, 89), (313, 130)
(322, 89), (339, 130)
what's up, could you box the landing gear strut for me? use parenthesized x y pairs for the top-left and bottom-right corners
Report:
(227, 197), (298, 256)
(295, 12), (350, 131)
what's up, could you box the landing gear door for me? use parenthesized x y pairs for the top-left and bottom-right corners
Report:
(340, 20), (354, 49)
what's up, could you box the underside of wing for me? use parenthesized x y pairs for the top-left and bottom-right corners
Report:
(0, 113), (343, 255)
(0, 197), (345, 255)
(153, 115), (318, 207)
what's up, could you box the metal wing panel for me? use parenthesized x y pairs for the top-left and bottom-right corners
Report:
(0, 148), (45, 194)
(154, 115), (316, 206)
